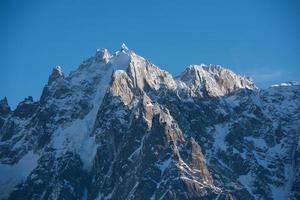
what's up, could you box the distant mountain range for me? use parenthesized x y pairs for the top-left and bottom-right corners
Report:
(0, 44), (299, 200)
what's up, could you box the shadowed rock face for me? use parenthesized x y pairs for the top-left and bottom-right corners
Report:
(0, 97), (11, 129)
(0, 45), (299, 200)
(0, 97), (10, 115)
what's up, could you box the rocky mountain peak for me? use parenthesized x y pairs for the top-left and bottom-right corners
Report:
(95, 48), (111, 63)
(125, 54), (176, 91)
(0, 97), (11, 115)
(120, 42), (129, 52)
(178, 64), (256, 96)
(109, 52), (177, 107)
(12, 96), (38, 118)
(48, 65), (64, 84)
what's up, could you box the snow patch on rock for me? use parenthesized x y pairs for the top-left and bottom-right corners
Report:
(0, 151), (39, 199)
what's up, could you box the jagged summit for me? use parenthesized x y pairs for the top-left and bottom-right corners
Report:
(0, 97), (11, 115)
(95, 48), (111, 63)
(120, 42), (129, 51)
(88, 46), (257, 97)
(54, 65), (63, 76)
(272, 80), (299, 87)
(45, 45), (257, 97)
(118, 43), (132, 56)
(21, 96), (34, 103)
(177, 64), (256, 96)
(48, 65), (64, 84)
(0, 97), (9, 107)
(116, 43), (135, 59)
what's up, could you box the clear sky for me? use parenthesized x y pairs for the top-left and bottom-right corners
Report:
(0, 0), (299, 108)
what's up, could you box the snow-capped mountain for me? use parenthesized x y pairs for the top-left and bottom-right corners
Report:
(0, 44), (299, 200)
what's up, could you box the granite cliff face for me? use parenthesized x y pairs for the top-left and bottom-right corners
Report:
(0, 45), (299, 200)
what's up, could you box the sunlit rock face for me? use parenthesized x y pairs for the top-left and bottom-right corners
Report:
(0, 45), (299, 200)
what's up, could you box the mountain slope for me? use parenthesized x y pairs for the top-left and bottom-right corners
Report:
(0, 45), (299, 200)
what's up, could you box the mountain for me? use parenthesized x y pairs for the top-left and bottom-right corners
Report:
(0, 44), (299, 200)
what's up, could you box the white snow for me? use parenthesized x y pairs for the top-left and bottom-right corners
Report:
(156, 158), (172, 175)
(0, 151), (39, 199)
(121, 43), (129, 51)
(52, 117), (98, 170)
(210, 124), (229, 151)
(52, 65), (109, 169)
(271, 81), (299, 87)
(238, 173), (254, 196)
(51, 46), (132, 170)
(54, 65), (63, 76)
(245, 136), (267, 149)
(270, 184), (287, 200)
(128, 135), (145, 161)
(111, 45), (132, 69)
(126, 182), (139, 200)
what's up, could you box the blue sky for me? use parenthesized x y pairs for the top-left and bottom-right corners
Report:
(0, 0), (299, 108)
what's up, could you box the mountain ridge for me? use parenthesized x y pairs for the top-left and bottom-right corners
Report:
(2, 44), (297, 109)
(0, 45), (299, 200)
